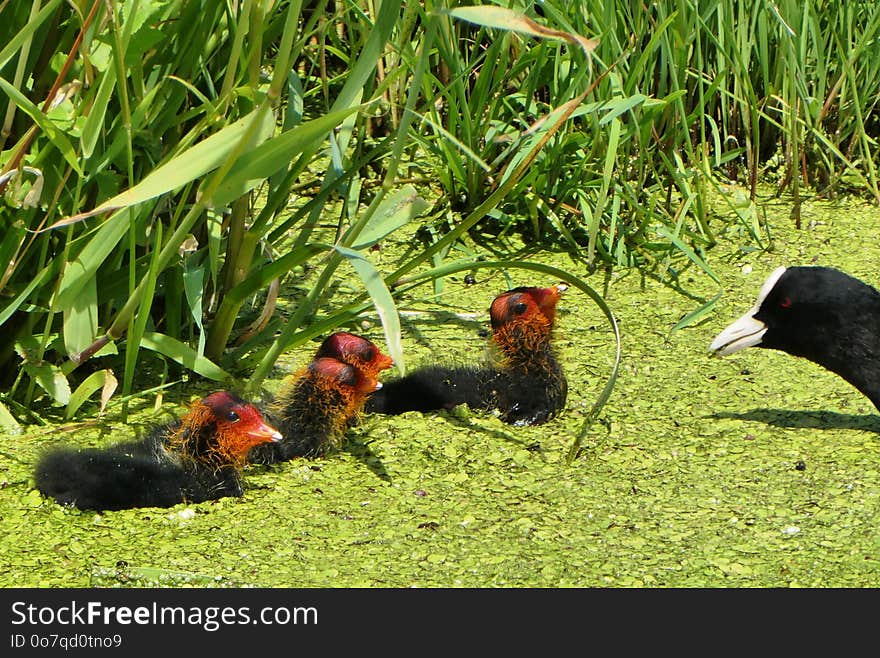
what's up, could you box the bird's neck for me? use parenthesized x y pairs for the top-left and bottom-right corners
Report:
(166, 404), (245, 470)
(492, 316), (558, 375)
(783, 319), (880, 412)
(813, 342), (880, 412)
(273, 369), (362, 452)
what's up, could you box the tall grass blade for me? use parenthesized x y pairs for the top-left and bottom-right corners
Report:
(334, 245), (404, 375)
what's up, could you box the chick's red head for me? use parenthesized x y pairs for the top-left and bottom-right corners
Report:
(309, 357), (381, 395)
(489, 284), (567, 331)
(200, 391), (282, 459)
(316, 331), (393, 378)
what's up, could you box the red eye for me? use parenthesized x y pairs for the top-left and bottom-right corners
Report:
(780, 297), (792, 309)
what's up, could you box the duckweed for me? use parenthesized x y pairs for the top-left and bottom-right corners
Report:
(3, 194), (880, 587)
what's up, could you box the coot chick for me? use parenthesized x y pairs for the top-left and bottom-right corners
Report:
(366, 285), (568, 425)
(249, 354), (386, 462)
(34, 391), (282, 511)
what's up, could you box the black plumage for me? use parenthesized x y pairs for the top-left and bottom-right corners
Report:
(34, 435), (242, 511)
(34, 391), (281, 511)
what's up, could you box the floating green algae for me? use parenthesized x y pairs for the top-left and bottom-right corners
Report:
(4, 193), (880, 587)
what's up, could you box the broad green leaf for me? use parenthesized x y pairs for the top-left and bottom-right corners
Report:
(351, 185), (431, 249)
(24, 362), (71, 405)
(55, 207), (135, 312)
(62, 276), (98, 358)
(334, 245), (404, 375)
(183, 260), (206, 356)
(0, 399), (22, 435)
(121, 0), (166, 66)
(283, 69), (304, 130)
(346, 176), (363, 221)
(140, 331), (230, 382)
(50, 108), (275, 226)
(14, 334), (50, 361)
(65, 369), (118, 419)
(208, 105), (366, 208)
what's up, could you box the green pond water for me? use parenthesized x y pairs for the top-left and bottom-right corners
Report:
(3, 191), (880, 587)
